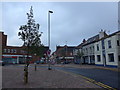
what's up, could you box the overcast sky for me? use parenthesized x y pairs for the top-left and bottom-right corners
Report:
(0, 2), (118, 52)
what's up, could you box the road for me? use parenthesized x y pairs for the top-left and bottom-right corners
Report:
(54, 66), (118, 89)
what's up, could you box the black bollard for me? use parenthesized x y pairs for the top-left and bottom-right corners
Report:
(24, 65), (28, 84)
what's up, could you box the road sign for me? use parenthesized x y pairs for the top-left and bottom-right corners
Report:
(47, 49), (51, 57)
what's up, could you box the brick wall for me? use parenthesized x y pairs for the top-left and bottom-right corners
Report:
(0, 32), (2, 61)
(2, 34), (7, 46)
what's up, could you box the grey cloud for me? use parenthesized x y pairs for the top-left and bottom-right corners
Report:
(2, 2), (118, 52)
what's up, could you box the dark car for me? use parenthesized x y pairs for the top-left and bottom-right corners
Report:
(63, 61), (70, 64)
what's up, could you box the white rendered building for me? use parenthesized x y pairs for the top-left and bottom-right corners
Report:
(94, 31), (120, 67)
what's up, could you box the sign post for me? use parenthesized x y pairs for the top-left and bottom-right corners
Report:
(47, 49), (52, 70)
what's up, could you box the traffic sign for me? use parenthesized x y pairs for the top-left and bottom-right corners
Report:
(47, 49), (51, 56)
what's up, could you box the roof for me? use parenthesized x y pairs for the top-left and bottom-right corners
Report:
(82, 34), (99, 46)
(97, 30), (120, 42)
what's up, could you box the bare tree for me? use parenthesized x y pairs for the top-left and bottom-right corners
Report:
(18, 6), (42, 84)
(77, 49), (84, 65)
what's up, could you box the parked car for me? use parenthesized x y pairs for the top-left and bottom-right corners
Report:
(40, 60), (44, 64)
(63, 61), (70, 64)
(34, 60), (40, 64)
(0, 61), (4, 66)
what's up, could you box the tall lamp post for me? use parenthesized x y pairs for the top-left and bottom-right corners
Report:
(48, 10), (53, 70)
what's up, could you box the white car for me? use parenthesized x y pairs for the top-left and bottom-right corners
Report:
(0, 61), (4, 66)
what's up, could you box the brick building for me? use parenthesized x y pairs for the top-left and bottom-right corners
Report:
(55, 45), (75, 63)
(0, 32), (48, 64)
(0, 32), (2, 61)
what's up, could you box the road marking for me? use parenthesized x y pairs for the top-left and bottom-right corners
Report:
(57, 69), (116, 90)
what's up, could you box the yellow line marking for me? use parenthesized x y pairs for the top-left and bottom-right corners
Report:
(57, 69), (116, 89)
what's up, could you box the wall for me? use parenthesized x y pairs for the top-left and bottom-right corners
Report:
(105, 35), (118, 66)
(95, 33), (119, 67)
(94, 41), (104, 65)
(0, 32), (2, 61)
(82, 43), (95, 64)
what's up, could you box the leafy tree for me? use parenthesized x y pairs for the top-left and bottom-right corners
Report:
(29, 44), (45, 57)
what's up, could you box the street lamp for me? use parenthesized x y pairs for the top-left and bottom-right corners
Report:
(48, 10), (53, 70)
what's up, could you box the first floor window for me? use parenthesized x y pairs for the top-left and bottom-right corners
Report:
(97, 55), (101, 62)
(108, 53), (114, 62)
(11, 49), (14, 53)
(108, 40), (112, 48)
(97, 44), (99, 51)
(8, 49), (10, 53)
(4, 49), (7, 53)
(13, 49), (17, 53)
(117, 40), (120, 46)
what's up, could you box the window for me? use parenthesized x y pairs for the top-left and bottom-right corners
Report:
(102, 40), (105, 49)
(117, 40), (120, 46)
(13, 49), (17, 53)
(83, 49), (85, 53)
(97, 44), (99, 51)
(97, 55), (101, 62)
(90, 47), (92, 52)
(108, 53), (114, 62)
(4, 49), (7, 53)
(86, 48), (88, 53)
(108, 40), (112, 48)
(119, 55), (120, 61)
(11, 49), (14, 53)
(8, 49), (10, 53)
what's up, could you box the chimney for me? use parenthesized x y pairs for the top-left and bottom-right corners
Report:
(82, 39), (86, 43)
(99, 29), (107, 39)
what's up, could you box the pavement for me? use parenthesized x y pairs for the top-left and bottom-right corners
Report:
(2, 64), (102, 89)
(0, 66), (2, 90)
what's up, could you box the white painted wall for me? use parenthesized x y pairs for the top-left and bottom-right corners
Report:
(105, 35), (118, 66)
(94, 41), (104, 65)
(95, 33), (119, 66)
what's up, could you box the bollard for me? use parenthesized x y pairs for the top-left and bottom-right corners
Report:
(24, 65), (28, 84)
(35, 64), (37, 71)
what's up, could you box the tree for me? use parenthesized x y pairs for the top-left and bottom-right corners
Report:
(18, 6), (43, 84)
(77, 49), (84, 64)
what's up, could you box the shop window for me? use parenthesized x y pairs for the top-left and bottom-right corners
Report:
(108, 53), (114, 62)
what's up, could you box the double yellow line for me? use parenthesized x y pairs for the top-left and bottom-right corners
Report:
(58, 69), (116, 90)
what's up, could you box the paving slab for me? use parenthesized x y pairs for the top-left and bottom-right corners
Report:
(2, 64), (101, 88)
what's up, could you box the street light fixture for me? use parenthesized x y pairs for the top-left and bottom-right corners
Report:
(48, 10), (53, 70)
